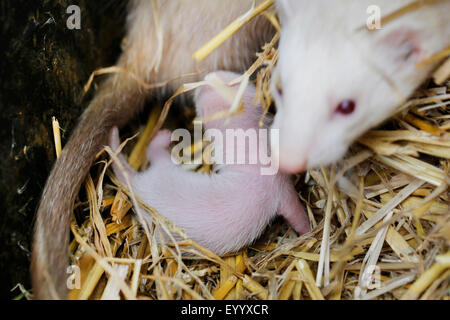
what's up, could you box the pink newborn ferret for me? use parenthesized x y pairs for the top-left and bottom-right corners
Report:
(109, 71), (310, 255)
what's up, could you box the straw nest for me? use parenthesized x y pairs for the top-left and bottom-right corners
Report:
(41, 1), (450, 300)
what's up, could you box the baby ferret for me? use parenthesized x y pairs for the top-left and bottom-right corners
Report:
(109, 71), (310, 255)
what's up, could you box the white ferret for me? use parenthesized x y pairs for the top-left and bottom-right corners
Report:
(271, 0), (450, 172)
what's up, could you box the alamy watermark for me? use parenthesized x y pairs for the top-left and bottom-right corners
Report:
(366, 5), (382, 30)
(170, 121), (280, 176)
(66, 265), (81, 290)
(64, 4), (382, 32)
(361, 264), (382, 290)
(66, 5), (81, 30)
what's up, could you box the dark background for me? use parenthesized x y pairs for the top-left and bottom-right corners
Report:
(0, 0), (127, 299)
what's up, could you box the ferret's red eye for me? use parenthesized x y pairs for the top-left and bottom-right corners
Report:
(335, 100), (356, 115)
(275, 77), (283, 96)
(277, 86), (283, 96)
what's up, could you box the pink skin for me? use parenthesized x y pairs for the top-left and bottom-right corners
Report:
(109, 71), (310, 255)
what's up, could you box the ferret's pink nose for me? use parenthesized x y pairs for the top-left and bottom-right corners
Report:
(279, 157), (307, 174)
(270, 132), (308, 174)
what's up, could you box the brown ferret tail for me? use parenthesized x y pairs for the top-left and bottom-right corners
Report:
(31, 65), (147, 299)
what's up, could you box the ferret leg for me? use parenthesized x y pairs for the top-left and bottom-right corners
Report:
(277, 183), (311, 234)
(146, 129), (173, 164)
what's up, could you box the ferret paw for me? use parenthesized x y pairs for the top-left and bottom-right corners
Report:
(153, 129), (172, 148)
(147, 129), (172, 160)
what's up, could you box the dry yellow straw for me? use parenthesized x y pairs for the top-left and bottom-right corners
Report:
(52, 117), (62, 158)
(193, 0), (274, 61)
(243, 275), (268, 299)
(128, 107), (161, 170)
(213, 275), (238, 300)
(279, 270), (299, 300)
(296, 259), (324, 300)
(379, 0), (445, 29)
(433, 57), (450, 85)
(401, 251), (450, 299)
(213, 253), (246, 300)
(83, 66), (202, 97)
(417, 46), (450, 69)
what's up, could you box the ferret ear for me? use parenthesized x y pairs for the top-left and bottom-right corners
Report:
(276, 0), (295, 21)
(378, 28), (423, 63)
(276, 0), (290, 12)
